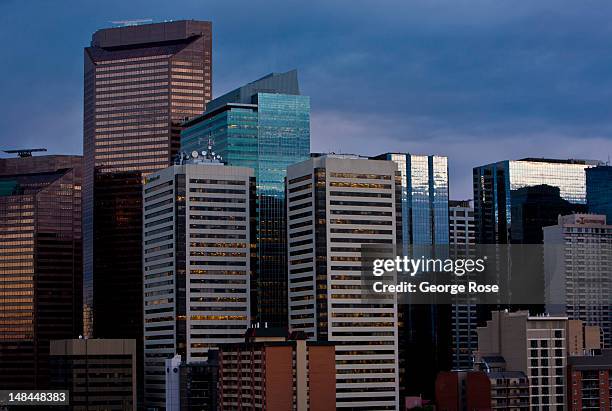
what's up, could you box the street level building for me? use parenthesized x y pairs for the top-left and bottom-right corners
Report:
(568, 349), (612, 410)
(217, 328), (336, 411)
(476, 311), (569, 410)
(436, 369), (530, 411)
(50, 338), (137, 410)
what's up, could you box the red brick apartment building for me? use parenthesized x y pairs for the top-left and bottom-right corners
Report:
(218, 328), (335, 411)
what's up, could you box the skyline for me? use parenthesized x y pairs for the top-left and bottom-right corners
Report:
(2, 0), (612, 199)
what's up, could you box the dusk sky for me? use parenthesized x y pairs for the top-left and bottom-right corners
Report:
(2, 0), (612, 198)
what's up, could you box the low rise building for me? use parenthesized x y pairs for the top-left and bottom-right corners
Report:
(218, 328), (335, 411)
(49, 339), (137, 410)
(165, 353), (218, 411)
(568, 349), (612, 410)
(436, 369), (529, 411)
(476, 311), (569, 410)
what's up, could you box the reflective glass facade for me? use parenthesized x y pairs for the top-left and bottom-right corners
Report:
(473, 158), (599, 244)
(181, 105), (259, 170)
(373, 153), (449, 249)
(372, 152), (450, 401)
(181, 71), (310, 327)
(587, 165), (612, 223)
(0, 155), (82, 390)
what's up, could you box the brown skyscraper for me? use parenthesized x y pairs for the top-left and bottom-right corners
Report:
(0, 154), (82, 389)
(83, 20), (212, 341)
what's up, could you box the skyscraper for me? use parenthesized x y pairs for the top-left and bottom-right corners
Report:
(510, 185), (586, 244)
(142, 155), (254, 409)
(473, 158), (599, 244)
(587, 165), (612, 223)
(544, 214), (612, 347)
(473, 159), (599, 338)
(83, 20), (212, 341)
(181, 70), (310, 327)
(286, 155), (400, 410)
(448, 200), (478, 370)
(0, 154), (82, 389)
(372, 153), (449, 251)
(372, 152), (451, 400)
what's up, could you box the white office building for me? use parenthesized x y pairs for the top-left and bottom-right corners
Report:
(142, 154), (254, 408)
(286, 155), (400, 410)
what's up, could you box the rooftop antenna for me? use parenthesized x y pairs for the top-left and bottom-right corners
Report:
(3, 148), (47, 158)
(201, 135), (222, 162)
(110, 19), (153, 27)
(173, 136), (222, 164)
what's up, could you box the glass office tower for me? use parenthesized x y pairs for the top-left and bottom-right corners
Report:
(372, 153), (449, 250)
(372, 153), (451, 400)
(181, 70), (310, 327)
(587, 165), (612, 223)
(473, 158), (599, 244)
(473, 158), (600, 371)
(0, 155), (82, 390)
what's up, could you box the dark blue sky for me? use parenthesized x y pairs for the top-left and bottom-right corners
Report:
(2, 0), (612, 198)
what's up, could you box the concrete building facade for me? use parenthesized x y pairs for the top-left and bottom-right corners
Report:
(50, 338), (137, 410)
(142, 158), (254, 408)
(476, 311), (569, 410)
(286, 155), (401, 410)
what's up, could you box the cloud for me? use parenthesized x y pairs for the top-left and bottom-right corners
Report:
(2, 0), (612, 198)
(311, 109), (612, 198)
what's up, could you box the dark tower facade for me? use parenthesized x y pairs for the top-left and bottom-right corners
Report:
(83, 20), (212, 340)
(0, 155), (82, 389)
(473, 158), (597, 245)
(587, 165), (612, 223)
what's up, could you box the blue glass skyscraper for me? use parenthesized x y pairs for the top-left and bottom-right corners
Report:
(373, 152), (450, 401)
(587, 165), (612, 223)
(372, 153), (449, 250)
(181, 70), (310, 327)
